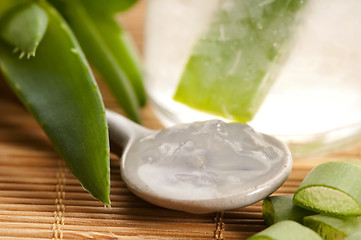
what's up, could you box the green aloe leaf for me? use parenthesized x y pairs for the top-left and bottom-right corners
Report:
(293, 159), (361, 217)
(79, 0), (146, 107)
(81, 0), (137, 15)
(0, 1), (28, 20)
(0, 2), (48, 58)
(247, 220), (322, 240)
(174, 0), (306, 122)
(0, 0), (110, 205)
(262, 194), (316, 226)
(304, 214), (361, 239)
(50, 0), (145, 122)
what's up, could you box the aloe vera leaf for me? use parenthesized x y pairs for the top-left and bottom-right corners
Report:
(80, 0), (137, 15)
(0, 2), (48, 57)
(51, 0), (146, 107)
(0, 1), (110, 205)
(49, 0), (144, 122)
(304, 214), (361, 239)
(0, 1), (28, 18)
(247, 220), (322, 240)
(174, 0), (306, 122)
(262, 194), (316, 226)
(79, 0), (146, 107)
(293, 159), (361, 217)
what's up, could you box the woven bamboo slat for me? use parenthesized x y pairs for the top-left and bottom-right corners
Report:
(1, 1), (361, 239)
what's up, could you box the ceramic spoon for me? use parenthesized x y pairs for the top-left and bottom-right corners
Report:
(106, 110), (292, 214)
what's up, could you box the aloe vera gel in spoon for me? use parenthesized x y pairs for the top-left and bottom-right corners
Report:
(116, 118), (292, 213)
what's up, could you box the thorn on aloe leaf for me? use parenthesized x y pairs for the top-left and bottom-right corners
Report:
(19, 51), (25, 59)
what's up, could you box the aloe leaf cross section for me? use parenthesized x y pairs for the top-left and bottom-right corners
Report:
(294, 159), (361, 217)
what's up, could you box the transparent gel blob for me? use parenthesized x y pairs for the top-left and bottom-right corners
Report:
(124, 120), (285, 201)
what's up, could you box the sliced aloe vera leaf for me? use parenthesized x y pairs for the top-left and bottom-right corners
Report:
(293, 160), (361, 217)
(262, 194), (316, 226)
(174, 0), (306, 122)
(247, 220), (322, 240)
(304, 214), (361, 239)
(49, 0), (144, 122)
(0, 1), (110, 205)
(0, 2), (48, 57)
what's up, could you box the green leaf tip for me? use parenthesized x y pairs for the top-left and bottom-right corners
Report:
(0, 2), (49, 58)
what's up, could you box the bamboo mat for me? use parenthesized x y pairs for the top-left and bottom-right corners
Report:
(1, 1), (361, 239)
(1, 100), (361, 240)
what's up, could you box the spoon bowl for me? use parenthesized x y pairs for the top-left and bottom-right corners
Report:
(107, 110), (292, 214)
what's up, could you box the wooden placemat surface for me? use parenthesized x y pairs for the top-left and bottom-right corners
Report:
(1, 100), (360, 240)
(1, 1), (361, 239)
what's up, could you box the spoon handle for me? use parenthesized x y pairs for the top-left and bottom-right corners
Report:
(106, 109), (152, 149)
